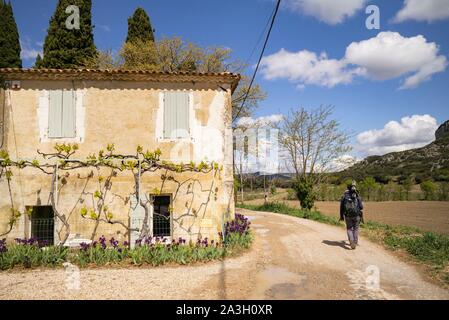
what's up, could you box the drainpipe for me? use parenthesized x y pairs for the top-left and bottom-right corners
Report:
(55, 162), (59, 206)
(138, 160), (141, 204)
(0, 87), (5, 149)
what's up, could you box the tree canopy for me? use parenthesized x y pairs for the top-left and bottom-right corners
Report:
(86, 37), (265, 123)
(0, 0), (22, 68)
(37, 0), (96, 68)
(126, 7), (155, 44)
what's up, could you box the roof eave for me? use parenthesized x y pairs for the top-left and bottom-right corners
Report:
(0, 68), (241, 93)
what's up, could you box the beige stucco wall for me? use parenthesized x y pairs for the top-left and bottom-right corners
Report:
(0, 79), (235, 244)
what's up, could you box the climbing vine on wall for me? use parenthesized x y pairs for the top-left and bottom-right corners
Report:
(0, 143), (223, 243)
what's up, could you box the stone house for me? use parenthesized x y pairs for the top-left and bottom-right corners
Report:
(0, 68), (240, 246)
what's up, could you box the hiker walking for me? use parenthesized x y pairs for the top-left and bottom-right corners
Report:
(340, 181), (364, 250)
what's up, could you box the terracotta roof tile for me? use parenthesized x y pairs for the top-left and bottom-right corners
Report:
(0, 68), (241, 92)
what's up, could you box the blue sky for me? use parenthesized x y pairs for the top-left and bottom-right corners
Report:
(8, 0), (449, 158)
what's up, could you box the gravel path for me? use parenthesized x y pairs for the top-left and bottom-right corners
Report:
(1, 209), (448, 300)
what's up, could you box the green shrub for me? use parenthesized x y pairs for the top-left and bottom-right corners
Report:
(292, 180), (316, 212)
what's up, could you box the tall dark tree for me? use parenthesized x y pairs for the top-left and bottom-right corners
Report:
(39, 0), (96, 68)
(126, 8), (155, 44)
(0, 1), (22, 68)
(34, 54), (43, 68)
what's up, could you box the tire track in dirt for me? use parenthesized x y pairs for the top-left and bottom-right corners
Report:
(239, 209), (449, 300)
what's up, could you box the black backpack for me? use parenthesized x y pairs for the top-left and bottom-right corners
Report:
(344, 197), (360, 217)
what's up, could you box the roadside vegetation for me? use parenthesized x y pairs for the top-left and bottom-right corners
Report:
(238, 202), (449, 286)
(236, 179), (449, 204)
(0, 214), (252, 270)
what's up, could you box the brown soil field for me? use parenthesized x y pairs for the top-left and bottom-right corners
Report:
(245, 198), (449, 235)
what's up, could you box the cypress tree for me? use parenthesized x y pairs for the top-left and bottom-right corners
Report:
(40, 0), (96, 68)
(0, 1), (22, 68)
(34, 54), (43, 68)
(126, 8), (155, 44)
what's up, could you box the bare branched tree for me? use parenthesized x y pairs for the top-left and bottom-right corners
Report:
(278, 106), (351, 211)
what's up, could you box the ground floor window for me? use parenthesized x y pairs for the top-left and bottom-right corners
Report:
(153, 196), (171, 237)
(30, 206), (54, 245)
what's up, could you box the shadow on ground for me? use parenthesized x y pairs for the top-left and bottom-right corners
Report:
(322, 240), (350, 250)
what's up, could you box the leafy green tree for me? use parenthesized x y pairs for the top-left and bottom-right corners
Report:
(293, 180), (316, 215)
(359, 177), (378, 201)
(438, 182), (449, 201)
(39, 0), (96, 68)
(402, 177), (413, 201)
(386, 181), (397, 201)
(420, 181), (437, 200)
(126, 7), (155, 44)
(377, 184), (387, 202)
(87, 37), (266, 123)
(34, 54), (43, 68)
(0, 0), (22, 68)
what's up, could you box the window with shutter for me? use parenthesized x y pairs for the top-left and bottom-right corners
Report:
(163, 92), (189, 139)
(48, 90), (76, 138)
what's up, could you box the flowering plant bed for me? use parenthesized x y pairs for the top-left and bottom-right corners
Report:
(0, 214), (253, 270)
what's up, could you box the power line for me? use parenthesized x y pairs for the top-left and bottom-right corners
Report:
(244, 7), (276, 68)
(233, 0), (281, 123)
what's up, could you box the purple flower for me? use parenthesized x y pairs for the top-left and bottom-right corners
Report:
(80, 242), (90, 251)
(98, 235), (107, 249)
(0, 239), (7, 253)
(109, 237), (119, 249)
(38, 240), (49, 248)
(221, 214), (251, 238)
(123, 241), (129, 247)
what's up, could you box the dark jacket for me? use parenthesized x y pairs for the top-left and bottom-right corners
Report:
(340, 190), (364, 220)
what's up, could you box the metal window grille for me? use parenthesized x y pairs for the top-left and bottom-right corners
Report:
(30, 206), (55, 245)
(153, 196), (171, 237)
(31, 218), (54, 245)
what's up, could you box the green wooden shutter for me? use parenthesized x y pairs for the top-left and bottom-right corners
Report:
(164, 92), (189, 139)
(48, 90), (63, 138)
(164, 92), (177, 139)
(62, 90), (76, 138)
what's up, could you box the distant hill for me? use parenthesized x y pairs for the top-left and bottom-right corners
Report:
(338, 120), (449, 183)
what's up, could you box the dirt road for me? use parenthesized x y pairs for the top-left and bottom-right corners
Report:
(1, 209), (448, 300)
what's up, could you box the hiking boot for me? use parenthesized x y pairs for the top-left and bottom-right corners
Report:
(350, 241), (356, 250)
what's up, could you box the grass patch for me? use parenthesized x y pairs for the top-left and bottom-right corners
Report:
(238, 202), (449, 286)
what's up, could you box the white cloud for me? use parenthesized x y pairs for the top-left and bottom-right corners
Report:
(356, 114), (438, 155)
(330, 154), (361, 171)
(20, 38), (42, 60)
(260, 49), (364, 88)
(345, 32), (448, 89)
(98, 24), (111, 32)
(395, 0), (449, 23)
(284, 0), (366, 25)
(237, 114), (283, 128)
(260, 32), (447, 89)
